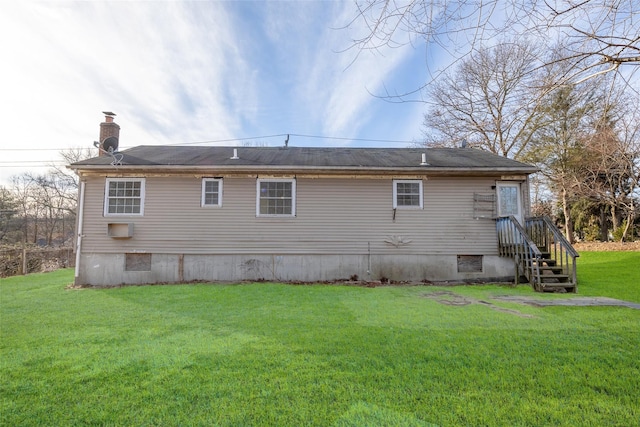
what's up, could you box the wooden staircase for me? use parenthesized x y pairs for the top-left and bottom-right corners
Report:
(496, 216), (579, 293)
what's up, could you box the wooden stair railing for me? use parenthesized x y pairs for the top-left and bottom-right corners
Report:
(496, 216), (542, 287)
(496, 216), (579, 292)
(525, 216), (579, 293)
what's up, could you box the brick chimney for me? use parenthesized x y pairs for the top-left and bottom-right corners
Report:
(99, 111), (120, 155)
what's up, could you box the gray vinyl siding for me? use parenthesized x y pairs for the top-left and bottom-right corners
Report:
(80, 175), (500, 256)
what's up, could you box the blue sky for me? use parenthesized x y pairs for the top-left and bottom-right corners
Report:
(0, 1), (433, 185)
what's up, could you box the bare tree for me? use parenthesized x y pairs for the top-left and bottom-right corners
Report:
(349, 0), (639, 88)
(49, 147), (95, 209)
(524, 0), (640, 84)
(523, 79), (602, 242)
(0, 187), (20, 244)
(10, 175), (38, 245)
(616, 102), (640, 239)
(422, 39), (543, 158)
(4, 148), (94, 246)
(576, 102), (640, 241)
(26, 173), (80, 245)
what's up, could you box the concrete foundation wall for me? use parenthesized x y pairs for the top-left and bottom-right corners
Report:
(77, 253), (515, 286)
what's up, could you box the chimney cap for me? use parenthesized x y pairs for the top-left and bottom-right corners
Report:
(102, 111), (116, 117)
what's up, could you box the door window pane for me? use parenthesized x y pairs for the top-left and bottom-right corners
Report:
(498, 186), (519, 216)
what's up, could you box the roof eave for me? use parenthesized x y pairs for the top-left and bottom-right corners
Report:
(68, 164), (538, 176)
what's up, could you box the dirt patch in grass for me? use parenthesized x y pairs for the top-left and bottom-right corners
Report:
(423, 291), (536, 318)
(573, 241), (640, 251)
(423, 291), (640, 314)
(424, 291), (474, 306)
(493, 295), (640, 310)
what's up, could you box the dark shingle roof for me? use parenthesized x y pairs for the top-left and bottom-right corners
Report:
(69, 146), (536, 173)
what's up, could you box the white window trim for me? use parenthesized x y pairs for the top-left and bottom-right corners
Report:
(393, 179), (423, 209)
(201, 178), (223, 207)
(104, 178), (146, 216)
(496, 181), (523, 223)
(256, 178), (296, 217)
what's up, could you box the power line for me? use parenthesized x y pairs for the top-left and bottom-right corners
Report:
(289, 133), (416, 144)
(0, 162), (66, 169)
(0, 148), (73, 152)
(0, 162), (66, 165)
(169, 134), (289, 146)
(0, 133), (418, 152)
(168, 133), (417, 145)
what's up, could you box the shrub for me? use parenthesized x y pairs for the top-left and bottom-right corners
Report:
(612, 220), (629, 242)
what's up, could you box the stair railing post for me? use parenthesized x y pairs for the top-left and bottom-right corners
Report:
(572, 257), (578, 292)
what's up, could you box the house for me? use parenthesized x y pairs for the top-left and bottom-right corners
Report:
(69, 114), (575, 288)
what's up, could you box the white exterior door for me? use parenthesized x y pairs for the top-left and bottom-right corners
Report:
(496, 182), (523, 224)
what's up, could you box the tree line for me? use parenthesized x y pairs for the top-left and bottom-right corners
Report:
(0, 148), (93, 248)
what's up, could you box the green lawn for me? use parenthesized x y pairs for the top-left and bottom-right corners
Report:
(1, 252), (639, 426)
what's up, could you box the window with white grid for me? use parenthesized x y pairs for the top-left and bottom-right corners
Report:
(201, 178), (223, 207)
(256, 179), (296, 217)
(104, 178), (145, 216)
(393, 180), (423, 209)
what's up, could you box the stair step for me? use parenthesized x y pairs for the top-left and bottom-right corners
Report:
(539, 283), (577, 293)
(528, 259), (562, 268)
(538, 266), (563, 273)
(539, 274), (570, 283)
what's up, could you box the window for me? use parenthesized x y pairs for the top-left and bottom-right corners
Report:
(393, 180), (423, 208)
(497, 184), (520, 216)
(496, 182), (522, 223)
(201, 178), (223, 207)
(257, 179), (296, 216)
(104, 178), (145, 216)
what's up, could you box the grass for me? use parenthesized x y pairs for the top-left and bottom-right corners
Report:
(575, 251), (640, 302)
(1, 251), (639, 426)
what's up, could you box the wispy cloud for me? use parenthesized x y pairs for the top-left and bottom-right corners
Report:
(270, 2), (418, 138)
(1, 2), (250, 144)
(0, 1), (427, 184)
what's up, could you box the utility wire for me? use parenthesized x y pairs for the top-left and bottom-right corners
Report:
(0, 133), (420, 170)
(169, 134), (289, 146)
(0, 162), (66, 165)
(289, 133), (416, 144)
(0, 133), (418, 152)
